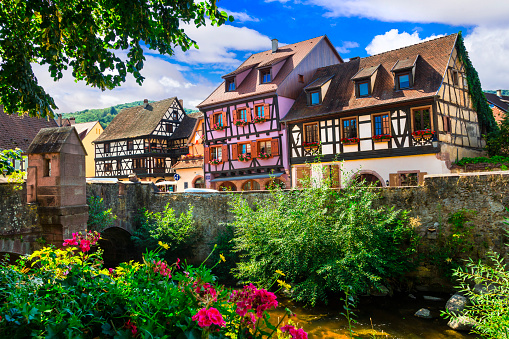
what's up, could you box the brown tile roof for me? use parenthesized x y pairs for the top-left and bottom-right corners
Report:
(172, 158), (203, 170)
(351, 64), (380, 80)
(283, 34), (457, 122)
(222, 64), (259, 78)
(27, 126), (84, 154)
(0, 106), (58, 151)
(95, 97), (194, 142)
(392, 55), (419, 72)
(198, 36), (338, 108)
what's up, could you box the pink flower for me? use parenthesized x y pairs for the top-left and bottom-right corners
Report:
(229, 284), (278, 319)
(176, 258), (181, 269)
(108, 268), (114, 274)
(79, 239), (91, 252)
(125, 320), (137, 335)
(281, 325), (308, 339)
(192, 308), (226, 328)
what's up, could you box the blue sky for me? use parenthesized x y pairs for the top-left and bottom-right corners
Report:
(34, 0), (509, 113)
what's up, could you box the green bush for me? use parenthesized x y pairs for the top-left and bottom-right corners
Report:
(87, 196), (117, 231)
(209, 224), (239, 284)
(132, 204), (197, 262)
(230, 172), (417, 306)
(456, 155), (509, 166)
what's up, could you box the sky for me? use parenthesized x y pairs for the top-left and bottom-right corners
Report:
(34, 0), (509, 113)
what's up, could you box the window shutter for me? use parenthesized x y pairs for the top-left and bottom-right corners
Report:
(232, 144), (238, 160)
(251, 141), (258, 158)
(264, 104), (270, 119)
(322, 165), (331, 181)
(271, 139), (279, 156)
(418, 172), (427, 186)
(222, 111), (227, 126)
(209, 115), (214, 129)
(232, 110), (237, 124)
(246, 107), (252, 122)
(222, 144), (229, 162)
(296, 165), (310, 188)
(204, 146), (210, 163)
(389, 173), (398, 187)
(332, 164), (340, 188)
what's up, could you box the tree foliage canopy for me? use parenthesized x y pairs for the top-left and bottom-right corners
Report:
(0, 0), (231, 118)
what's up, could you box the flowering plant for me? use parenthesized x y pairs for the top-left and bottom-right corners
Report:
(235, 120), (249, 127)
(210, 158), (222, 165)
(372, 134), (392, 142)
(341, 137), (360, 144)
(212, 123), (225, 131)
(258, 152), (271, 159)
(238, 153), (251, 162)
(412, 129), (434, 138)
(303, 141), (320, 148)
(252, 116), (266, 124)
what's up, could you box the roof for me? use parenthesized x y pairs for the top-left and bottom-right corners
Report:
(73, 121), (100, 139)
(171, 114), (198, 140)
(283, 34), (458, 122)
(485, 92), (509, 112)
(95, 97), (187, 142)
(392, 55), (419, 72)
(198, 36), (340, 108)
(351, 64), (380, 80)
(27, 126), (84, 154)
(304, 75), (334, 90)
(172, 158), (203, 170)
(0, 106), (58, 151)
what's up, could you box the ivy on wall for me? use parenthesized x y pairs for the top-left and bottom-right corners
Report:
(456, 32), (499, 135)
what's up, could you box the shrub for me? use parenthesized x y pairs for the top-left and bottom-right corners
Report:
(230, 172), (417, 306)
(209, 224), (239, 284)
(87, 196), (117, 231)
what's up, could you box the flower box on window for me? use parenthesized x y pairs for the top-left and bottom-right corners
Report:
(303, 141), (320, 148)
(238, 153), (251, 162)
(212, 123), (226, 131)
(258, 152), (271, 159)
(372, 134), (392, 142)
(412, 129), (434, 139)
(234, 120), (249, 127)
(341, 137), (360, 145)
(209, 159), (222, 165)
(252, 116), (266, 124)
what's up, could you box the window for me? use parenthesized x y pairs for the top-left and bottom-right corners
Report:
(373, 113), (391, 136)
(213, 113), (223, 127)
(127, 140), (134, 151)
(44, 159), (51, 177)
(155, 158), (165, 168)
(238, 143), (251, 156)
(226, 78), (235, 91)
(260, 69), (271, 83)
(358, 82), (369, 97)
(104, 163), (113, 173)
(133, 158), (146, 168)
(412, 107), (432, 131)
(173, 111), (178, 120)
(303, 123), (319, 144)
(194, 177), (205, 188)
(166, 124), (173, 133)
(242, 180), (260, 191)
(342, 118), (358, 139)
(400, 172), (419, 186)
(211, 146), (222, 160)
(184, 182), (189, 189)
(255, 105), (265, 118)
(104, 142), (110, 154)
(237, 108), (248, 121)
(258, 140), (272, 156)
(298, 74), (304, 83)
(398, 73), (410, 89)
(310, 91), (320, 105)
(452, 70), (459, 87)
(443, 116), (451, 133)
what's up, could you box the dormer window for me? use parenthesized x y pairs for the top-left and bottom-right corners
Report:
(391, 55), (418, 90)
(358, 82), (369, 97)
(226, 78), (235, 91)
(397, 73), (410, 89)
(304, 75), (333, 106)
(260, 68), (271, 84)
(351, 65), (380, 98)
(310, 91), (320, 105)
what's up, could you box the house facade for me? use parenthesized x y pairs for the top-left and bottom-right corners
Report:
(282, 34), (491, 188)
(485, 90), (508, 124)
(93, 98), (195, 183)
(198, 36), (342, 191)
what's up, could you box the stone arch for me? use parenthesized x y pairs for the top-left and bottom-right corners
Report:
(192, 176), (205, 188)
(352, 170), (385, 187)
(241, 180), (260, 191)
(156, 178), (165, 183)
(218, 181), (237, 191)
(97, 227), (137, 268)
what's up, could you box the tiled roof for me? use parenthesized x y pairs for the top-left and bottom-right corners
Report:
(0, 106), (58, 151)
(304, 75), (334, 90)
(198, 36), (336, 108)
(283, 34), (457, 122)
(392, 55), (419, 71)
(171, 115), (198, 140)
(222, 63), (259, 78)
(95, 98), (181, 142)
(351, 64), (380, 80)
(172, 158), (203, 170)
(485, 92), (509, 112)
(27, 126), (83, 154)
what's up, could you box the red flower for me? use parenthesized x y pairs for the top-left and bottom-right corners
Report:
(125, 320), (138, 336)
(192, 308), (226, 328)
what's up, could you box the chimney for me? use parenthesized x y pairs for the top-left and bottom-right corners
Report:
(143, 99), (149, 108)
(271, 39), (278, 53)
(57, 114), (62, 127)
(497, 89), (502, 97)
(179, 99), (183, 107)
(69, 117), (75, 125)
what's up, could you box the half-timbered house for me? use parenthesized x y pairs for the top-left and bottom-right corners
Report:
(94, 98), (196, 182)
(282, 34), (493, 188)
(197, 36), (342, 190)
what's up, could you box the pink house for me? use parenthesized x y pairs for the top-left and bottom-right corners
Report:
(197, 36), (342, 191)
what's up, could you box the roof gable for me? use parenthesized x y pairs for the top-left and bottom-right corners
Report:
(27, 126), (87, 155)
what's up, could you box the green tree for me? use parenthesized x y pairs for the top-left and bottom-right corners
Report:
(0, 0), (232, 118)
(486, 113), (509, 156)
(0, 149), (22, 176)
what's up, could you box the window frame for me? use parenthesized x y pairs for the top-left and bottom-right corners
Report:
(302, 122), (320, 145)
(357, 81), (370, 98)
(340, 116), (359, 140)
(257, 138), (272, 156)
(127, 140), (134, 151)
(104, 142), (111, 154)
(451, 69), (460, 87)
(260, 68), (272, 84)
(213, 112), (224, 127)
(371, 112), (391, 137)
(442, 115), (452, 134)
(211, 146), (222, 161)
(238, 141), (251, 157)
(166, 123), (173, 133)
(411, 106), (433, 133)
(397, 170), (420, 187)
(154, 158), (165, 168)
(104, 162), (113, 173)
(397, 72), (411, 89)
(133, 158), (146, 169)
(225, 78), (236, 92)
(309, 90), (321, 106)
(254, 104), (265, 118)
(237, 107), (248, 121)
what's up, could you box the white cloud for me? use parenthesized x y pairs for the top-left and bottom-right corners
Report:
(305, 0), (509, 27)
(365, 29), (443, 55)
(336, 41), (359, 54)
(219, 8), (259, 22)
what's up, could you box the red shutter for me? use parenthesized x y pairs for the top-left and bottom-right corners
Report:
(251, 141), (258, 158)
(204, 146), (210, 163)
(209, 115), (214, 129)
(271, 139), (279, 156)
(264, 104), (270, 119)
(222, 144), (229, 162)
(232, 144), (238, 160)
(246, 107), (252, 122)
(332, 164), (340, 188)
(222, 111), (227, 126)
(389, 173), (398, 187)
(232, 110), (237, 124)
